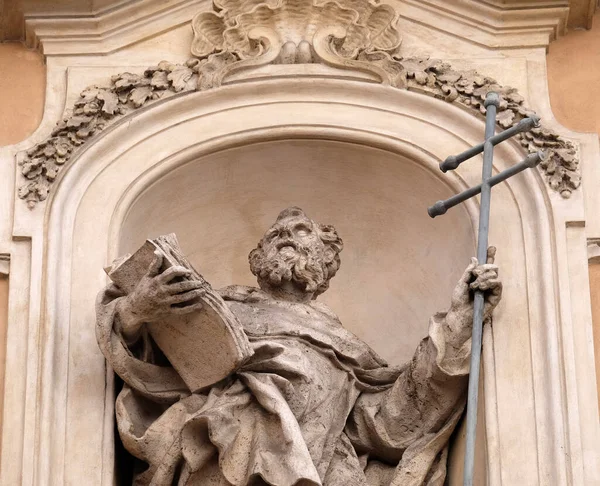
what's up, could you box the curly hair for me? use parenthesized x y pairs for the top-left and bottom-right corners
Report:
(311, 221), (343, 296)
(249, 207), (343, 297)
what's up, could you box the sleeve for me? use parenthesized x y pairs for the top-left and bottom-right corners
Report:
(95, 283), (190, 404)
(345, 312), (470, 464)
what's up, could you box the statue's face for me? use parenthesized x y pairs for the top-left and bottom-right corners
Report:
(262, 215), (324, 257)
(249, 214), (329, 296)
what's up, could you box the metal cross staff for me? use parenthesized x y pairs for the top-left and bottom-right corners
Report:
(427, 92), (545, 486)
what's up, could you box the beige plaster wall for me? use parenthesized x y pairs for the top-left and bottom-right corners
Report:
(0, 42), (45, 146)
(547, 13), (600, 405)
(547, 11), (600, 135)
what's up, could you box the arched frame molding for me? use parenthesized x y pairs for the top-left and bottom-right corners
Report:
(2, 78), (598, 486)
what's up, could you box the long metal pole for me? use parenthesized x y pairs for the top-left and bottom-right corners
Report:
(463, 92), (500, 486)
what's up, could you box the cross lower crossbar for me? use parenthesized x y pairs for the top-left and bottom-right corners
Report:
(428, 150), (545, 218)
(439, 115), (541, 173)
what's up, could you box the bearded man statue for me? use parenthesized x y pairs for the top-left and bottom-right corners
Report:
(96, 207), (502, 486)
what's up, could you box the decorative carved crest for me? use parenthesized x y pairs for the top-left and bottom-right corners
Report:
(17, 0), (579, 207)
(191, 0), (402, 63)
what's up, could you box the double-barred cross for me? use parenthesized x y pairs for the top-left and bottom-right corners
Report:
(427, 92), (545, 486)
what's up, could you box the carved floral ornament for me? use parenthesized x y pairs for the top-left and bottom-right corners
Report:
(18, 0), (580, 207)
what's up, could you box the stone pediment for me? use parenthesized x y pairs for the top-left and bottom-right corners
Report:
(17, 0), (579, 208)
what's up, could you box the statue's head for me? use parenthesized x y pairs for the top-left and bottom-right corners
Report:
(249, 207), (343, 299)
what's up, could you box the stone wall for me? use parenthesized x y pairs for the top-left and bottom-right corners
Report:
(0, 9), (599, 481)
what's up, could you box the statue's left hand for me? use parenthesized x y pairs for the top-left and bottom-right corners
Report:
(450, 247), (502, 321)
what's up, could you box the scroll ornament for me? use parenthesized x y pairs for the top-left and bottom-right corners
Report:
(18, 0), (579, 207)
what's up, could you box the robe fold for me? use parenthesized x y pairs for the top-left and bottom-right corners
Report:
(96, 284), (470, 485)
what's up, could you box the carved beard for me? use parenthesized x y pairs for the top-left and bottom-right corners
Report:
(249, 239), (327, 295)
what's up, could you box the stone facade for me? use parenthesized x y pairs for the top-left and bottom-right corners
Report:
(0, 1), (599, 485)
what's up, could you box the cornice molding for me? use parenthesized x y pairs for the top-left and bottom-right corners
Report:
(24, 0), (202, 55)
(400, 0), (569, 49)
(22, 0), (570, 55)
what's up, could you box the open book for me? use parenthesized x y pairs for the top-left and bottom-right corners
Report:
(105, 234), (253, 392)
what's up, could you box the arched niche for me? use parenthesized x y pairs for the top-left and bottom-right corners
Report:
(116, 137), (488, 483)
(33, 79), (559, 485)
(118, 138), (475, 365)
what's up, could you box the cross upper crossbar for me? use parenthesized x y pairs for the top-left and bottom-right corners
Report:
(439, 114), (541, 173)
(428, 150), (545, 218)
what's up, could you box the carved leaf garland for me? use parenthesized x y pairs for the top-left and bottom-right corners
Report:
(354, 52), (580, 197)
(18, 1), (579, 207)
(17, 53), (581, 207)
(18, 54), (237, 208)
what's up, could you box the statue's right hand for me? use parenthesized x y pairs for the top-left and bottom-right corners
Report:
(122, 251), (206, 325)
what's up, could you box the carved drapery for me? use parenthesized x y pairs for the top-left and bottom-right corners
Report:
(18, 0), (579, 207)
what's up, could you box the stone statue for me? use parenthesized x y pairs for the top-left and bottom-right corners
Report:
(96, 207), (502, 485)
